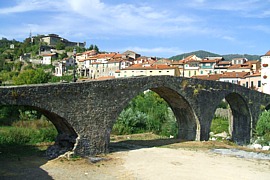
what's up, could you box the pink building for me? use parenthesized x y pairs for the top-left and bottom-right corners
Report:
(240, 72), (262, 92)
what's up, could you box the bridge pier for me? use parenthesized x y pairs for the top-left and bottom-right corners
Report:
(173, 107), (199, 141)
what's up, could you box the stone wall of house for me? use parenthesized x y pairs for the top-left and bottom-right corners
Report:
(0, 76), (269, 158)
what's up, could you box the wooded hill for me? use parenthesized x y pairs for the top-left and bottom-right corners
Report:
(169, 50), (261, 61)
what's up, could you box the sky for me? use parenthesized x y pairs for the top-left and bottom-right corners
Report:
(0, 0), (270, 58)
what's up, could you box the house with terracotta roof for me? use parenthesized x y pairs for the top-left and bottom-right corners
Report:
(192, 74), (222, 81)
(116, 62), (180, 78)
(77, 52), (129, 79)
(240, 71), (262, 91)
(214, 61), (231, 74)
(54, 57), (76, 77)
(227, 63), (252, 73)
(41, 53), (57, 65)
(199, 57), (223, 75)
(122, 50), (141, 60)
(171, 59), (185, 76)
(219, 72), (250, 84)
(261, 50), (270, 94)
(183, 55), (202, 77)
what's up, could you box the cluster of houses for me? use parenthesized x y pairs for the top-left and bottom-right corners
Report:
(52, 49), (270, 95)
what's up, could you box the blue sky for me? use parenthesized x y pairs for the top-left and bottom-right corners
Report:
(0, 0), (269, 58)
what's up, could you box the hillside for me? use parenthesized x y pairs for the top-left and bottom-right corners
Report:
(169, 50), (260, 61)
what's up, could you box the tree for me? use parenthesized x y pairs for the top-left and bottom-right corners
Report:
(89, 44), (94, 50)
(13, 68), (51, 85)
(55, 41), (66, 50)
(58, 52), (68, 60)
(113, 91), (177, 137)
(256, 110), (270, 136)
(94, 45), (99, 53)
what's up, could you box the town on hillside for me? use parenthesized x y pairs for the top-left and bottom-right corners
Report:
(0, 34), (270, 95)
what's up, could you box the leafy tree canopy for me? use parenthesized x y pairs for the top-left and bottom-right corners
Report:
(13, 68), (51, 85)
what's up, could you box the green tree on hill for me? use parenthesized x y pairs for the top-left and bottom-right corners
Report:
(13, 68), (51, 85)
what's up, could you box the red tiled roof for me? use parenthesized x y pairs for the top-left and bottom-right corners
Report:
(227, 63), (252, 69)
(245, 71), (261, 77)
(95, 76), (115, 80)
(192, 74), (221, 81)
(265, 50), (270, 56)
(217, 61), (231, 65)
(220, 72), (249, 78)
(201, 59), (219, 63)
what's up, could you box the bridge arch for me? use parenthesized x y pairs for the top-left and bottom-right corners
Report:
(108, 85), (200, 143)
(0, 104), (77, 159)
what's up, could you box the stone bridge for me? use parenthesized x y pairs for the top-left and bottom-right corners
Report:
(0, 76), (270, 158)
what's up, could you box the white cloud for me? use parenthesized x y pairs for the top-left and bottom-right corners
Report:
(0, 0), (224, 39)
(249, 25), (270, 34)
(0, 0), (62, 14)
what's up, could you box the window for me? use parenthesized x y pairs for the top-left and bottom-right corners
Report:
(150, 71), (152, 73)
(251, 81), (254, 87)
(159, 71), (162, 73)
(258, 80), (261, 87)
(201, 71), (203, 74)
(246, 82), (248, 87)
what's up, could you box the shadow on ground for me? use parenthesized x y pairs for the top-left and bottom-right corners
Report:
(109, 138), (184, 153)
(0, 144), (53, 180)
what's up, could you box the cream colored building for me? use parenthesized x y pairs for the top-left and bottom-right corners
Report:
(240, 72), (262, 92)
(116, 63), (180, 78)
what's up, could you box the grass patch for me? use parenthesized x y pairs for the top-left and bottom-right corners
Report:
(0, 119), (57, 145)
(210, 116), (229, 134)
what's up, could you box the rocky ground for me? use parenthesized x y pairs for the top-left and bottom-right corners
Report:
(1, 134), (270, 180)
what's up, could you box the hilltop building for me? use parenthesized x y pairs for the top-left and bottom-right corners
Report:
(40, 34), (85, 48)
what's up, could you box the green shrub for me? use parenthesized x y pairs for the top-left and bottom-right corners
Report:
(256, 110), (270, 145)
(0, 126), (57, 145)
(210, 117), (229, 134)
(0, 127), (32, 145)
(113, 91), (178, 137)
(0, 118), (57, 145)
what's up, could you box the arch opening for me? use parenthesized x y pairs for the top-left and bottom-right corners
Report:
(0, 105), (78, 159)
(109, 87), (200, 151)
(224, 93), (251, 145)
(210, 99), (231, 141)
(151, 87), (200, 141)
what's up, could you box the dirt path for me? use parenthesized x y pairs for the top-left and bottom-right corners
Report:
(1, 140), (270, 180)
(39, 147), (270, 180)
